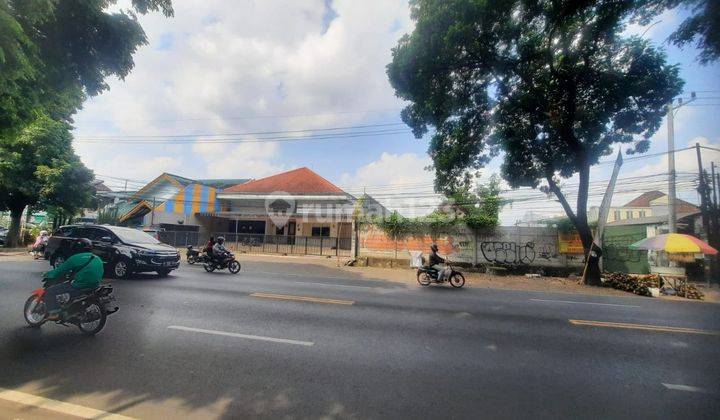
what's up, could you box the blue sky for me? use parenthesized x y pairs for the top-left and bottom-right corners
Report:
(72, 1), (719, 223)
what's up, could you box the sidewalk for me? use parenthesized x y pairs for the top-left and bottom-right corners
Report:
(0, 247), (29, 259)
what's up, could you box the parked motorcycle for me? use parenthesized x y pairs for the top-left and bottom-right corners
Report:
(186, 245), (211, 265)
(416, 262), (465, 288)
(203, 252), (241, 274)
(23, 277), (118, 335)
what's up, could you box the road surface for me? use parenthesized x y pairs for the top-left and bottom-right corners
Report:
(1, 258), (718, 419)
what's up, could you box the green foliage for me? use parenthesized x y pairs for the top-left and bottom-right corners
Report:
(374, 211), (411, 240)
(0, 116), (94, 213)
(450, 175), (502, 232)
(634, 0), (719, 64)
(373, 176), (502, 239)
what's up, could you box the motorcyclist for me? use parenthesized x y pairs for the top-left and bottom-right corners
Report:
(204, 236), (215, 256)
(212, 236), (232, 265)
(428, 244), (448, 281)
(31, 230), (49, 259)
(42, 238), (104, 319)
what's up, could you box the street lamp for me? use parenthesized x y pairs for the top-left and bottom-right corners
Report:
(667, 91), (696, 233)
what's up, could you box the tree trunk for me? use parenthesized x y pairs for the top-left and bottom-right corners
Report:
(6, 204), (25, 248)
(547, 166), (602, 286)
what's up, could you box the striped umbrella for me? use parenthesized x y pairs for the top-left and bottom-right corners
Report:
(629, 233), (718, 255)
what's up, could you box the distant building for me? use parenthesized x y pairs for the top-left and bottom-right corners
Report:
(588, 190), (699, 224)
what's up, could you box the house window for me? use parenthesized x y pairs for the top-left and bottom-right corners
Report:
(311, 226), (330, 237)
(639, 210), (646, 218)
(614, 210), (621, 220)
(626, 211), (633, 219)
(275, 226), (285, 235)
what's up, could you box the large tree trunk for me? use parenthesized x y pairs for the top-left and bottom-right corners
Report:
(6, 204), (25, 248)
(547, 167), (602, 286)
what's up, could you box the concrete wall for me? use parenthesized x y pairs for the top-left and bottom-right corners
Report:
(358, 225), (584, 268)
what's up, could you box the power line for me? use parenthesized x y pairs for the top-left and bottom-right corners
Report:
(75, 122), (407, 140)
(78, 108), (403, 124)
(76, 128), (413, 144)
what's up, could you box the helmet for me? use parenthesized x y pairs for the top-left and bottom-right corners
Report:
(430, 244), (439, 253)
(72, 238), (93, 252)
(217, 236), (225, 245)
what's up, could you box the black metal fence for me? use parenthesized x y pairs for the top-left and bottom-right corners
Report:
(159, 231), (352, 257)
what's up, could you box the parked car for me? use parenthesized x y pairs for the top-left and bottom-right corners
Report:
(0, 226), (6, 245)
(46, 224), (180, 278)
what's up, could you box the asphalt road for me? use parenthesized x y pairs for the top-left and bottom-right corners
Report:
(1, 258), (719, 419)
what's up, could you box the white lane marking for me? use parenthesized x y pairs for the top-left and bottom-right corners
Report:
(0, 387), (136, 419)
(297, 281), (375, 289)
(662, 383), (716, 394)
(167, 325), (314, 347)
(530, 298), (640, 308)
(250, 270), (354, 282)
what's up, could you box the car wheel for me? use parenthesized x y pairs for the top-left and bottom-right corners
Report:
(52, 254), (66, 268)
(157, 269), (171, 277)
(112, 258), (132, 279)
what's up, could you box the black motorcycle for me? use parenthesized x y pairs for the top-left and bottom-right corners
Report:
(416, 263), (465, 288)
(186, 245), (211, 265)
(203, 252), (241, 274)
(24, 277), (118, 335)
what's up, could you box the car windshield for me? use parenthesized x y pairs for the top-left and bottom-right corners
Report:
(108, 227), (161, 244)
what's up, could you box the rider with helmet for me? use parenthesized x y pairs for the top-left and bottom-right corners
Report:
(428, 244), (448, 281)
(42, 238), (104, 319)
(212, 236), (231, 265)
(31, 230), (50, 259)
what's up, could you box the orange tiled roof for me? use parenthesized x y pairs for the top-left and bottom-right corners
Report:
(222, 167), (345, 195)
(623, 190), (698, 213)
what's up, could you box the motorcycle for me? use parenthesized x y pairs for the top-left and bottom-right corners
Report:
(186, 245), (211, 265)
(203, 252), (241, 274)
(416, 262), (465, 288)
(29, 243), (46, 260)
(23, 276), (118, 335)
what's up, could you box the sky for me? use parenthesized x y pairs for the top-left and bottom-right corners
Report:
(72, 1), (720, 224)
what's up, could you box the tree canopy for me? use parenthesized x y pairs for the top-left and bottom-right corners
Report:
(634, 0), (719, 64)
(387, 0), (684, 284)
(0, 0), (173, 246)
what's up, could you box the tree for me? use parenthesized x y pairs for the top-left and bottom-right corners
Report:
(0, 0), (173, 246)
(448, 175), (502, 232)
(0, 1), (173, 135)
(388, 0), (683, 284)
(0, 117), (92, 246)
(634, 0), (719, 64)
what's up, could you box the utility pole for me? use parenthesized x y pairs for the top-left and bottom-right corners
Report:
(150, 196), (156, 226)
(666, 92), (697, 233)
(696, 144), (714, 285)
(712, 162), (718, 209)
(667, 101), (677, 233)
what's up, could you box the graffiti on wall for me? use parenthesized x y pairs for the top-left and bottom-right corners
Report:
(480, 241), (536, 264)
(478, 241), (559, 264)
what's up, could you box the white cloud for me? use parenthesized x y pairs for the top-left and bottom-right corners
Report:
(339, 152), (439, 216)
(192, 139), (285, 178)
(69, 0), (415, 187)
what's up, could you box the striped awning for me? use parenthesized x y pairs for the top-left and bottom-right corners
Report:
(155, 184), (217, 215)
